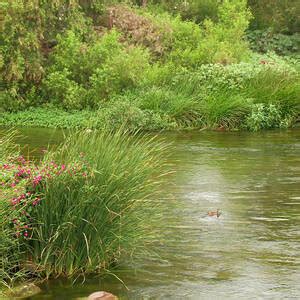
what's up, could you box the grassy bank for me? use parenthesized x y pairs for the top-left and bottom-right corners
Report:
(0, 130), (168, 289)
(1, 1), (299, 132)
(1, 55), (299, 132)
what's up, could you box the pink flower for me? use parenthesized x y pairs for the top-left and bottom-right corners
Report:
(32, 197), (41, 206)
(33, 175), (42, 186)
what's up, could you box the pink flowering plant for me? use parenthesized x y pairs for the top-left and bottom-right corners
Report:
(1, 154), (89, 240)
(1, 130), (167, 281)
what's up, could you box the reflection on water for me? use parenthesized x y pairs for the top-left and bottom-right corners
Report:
(6, 128), (300, 299)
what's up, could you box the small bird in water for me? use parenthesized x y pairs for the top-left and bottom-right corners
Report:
(207, 209), (221, 218)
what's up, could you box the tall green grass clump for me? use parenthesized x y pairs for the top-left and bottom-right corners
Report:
(27, 130), (168, 277)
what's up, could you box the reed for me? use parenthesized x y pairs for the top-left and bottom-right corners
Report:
(199, 91), (252, 129)
(26, 130), (168, 278)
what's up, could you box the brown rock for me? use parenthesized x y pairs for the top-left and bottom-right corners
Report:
(88, 291), (118, 300)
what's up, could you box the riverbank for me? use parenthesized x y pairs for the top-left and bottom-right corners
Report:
(1, 2), (299, 133)
(1, 53), (299, 132)
(1, 56), (299, 132)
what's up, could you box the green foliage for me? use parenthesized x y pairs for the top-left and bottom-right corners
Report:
(0, 0), (299, 131)
(0, 132), (25, 289)
(247, 30), (300, 56)
(26, 130), (167, 277)
(145, 0), (219, 24)
(43, 69), (87, 110)
(106, 2), (252, 67)
(0, 108), (95, 129)
(200, 92), (251, 129)
(93, 100), (173, 130)
(0, 130), (18, 161)
(2, 52), (299, 131)
(248, 0), (300, 34)
(88, 46), (150, 103)
(164, 16), (204, 67)
(145, 0), (252, 67)
(0, 106), (173, 131)
(148, 0), (299, 34)
(0, 129), (168, 283)
(245, 103), (288, 131)
(198, 0), (252, 64)
(0, 199), (25, 289)
(180, 0), (219, 24)
(0, 0), (92, 110)
(130, 87), (202, 126)
(44, 30), (150, 109)
(242, 67), (300, 117)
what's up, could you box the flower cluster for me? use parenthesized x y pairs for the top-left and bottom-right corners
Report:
(1, 155), (89, 238)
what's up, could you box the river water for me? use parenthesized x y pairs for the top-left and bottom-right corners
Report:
(11, 128), (300, 299)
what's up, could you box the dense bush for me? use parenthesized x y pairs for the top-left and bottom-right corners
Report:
(159, 0), (251, 66)
(0, 0), (299, 130)
(248, 0), (300, 34)
(146, 0), (299, 34)
(92, 1), (251, 69)
(43, 30), (151, 109)
(245, 103), (288, 131)
(1, 52), (299, 131)
(0, 130), (168, 282)
(0, 1), (93, 110)
(247, 30), (300, 56)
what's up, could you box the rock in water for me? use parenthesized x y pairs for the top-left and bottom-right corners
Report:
(88, 291), (118, 300)
(8, 283), (41, 298)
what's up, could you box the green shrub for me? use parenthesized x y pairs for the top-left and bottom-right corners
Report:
(199, 92), (252, 129)
(156, 0), (252, 66)
(26, 130), (168, 277)
(145, 0), (219, 24)
(245, 103), (288, 131)
(0, 1), (92, 111)
(130, 87), (202, 126)
(108, 2), (252, 67)
(45, 29), (151, 109)
(248, 0), (300, 34)
(49, 30), (122, 85)
(180, 0), (219, 24)
(198, 0), (252, 64)
(88, 46), (150, 105)
(43, 69), (87, 110)
(165, 16), (204, 68)
(247, 30), (300, 56)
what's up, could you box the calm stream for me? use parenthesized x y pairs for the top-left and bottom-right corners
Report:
(11, 128), (300, 299)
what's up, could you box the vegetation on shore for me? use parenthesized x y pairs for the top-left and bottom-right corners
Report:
(1, 0), (299, 131)
(0, 0), (300, 294)
(0, 130), (168, 289)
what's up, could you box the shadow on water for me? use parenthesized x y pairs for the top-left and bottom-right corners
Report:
(3, 128), (300, 299)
